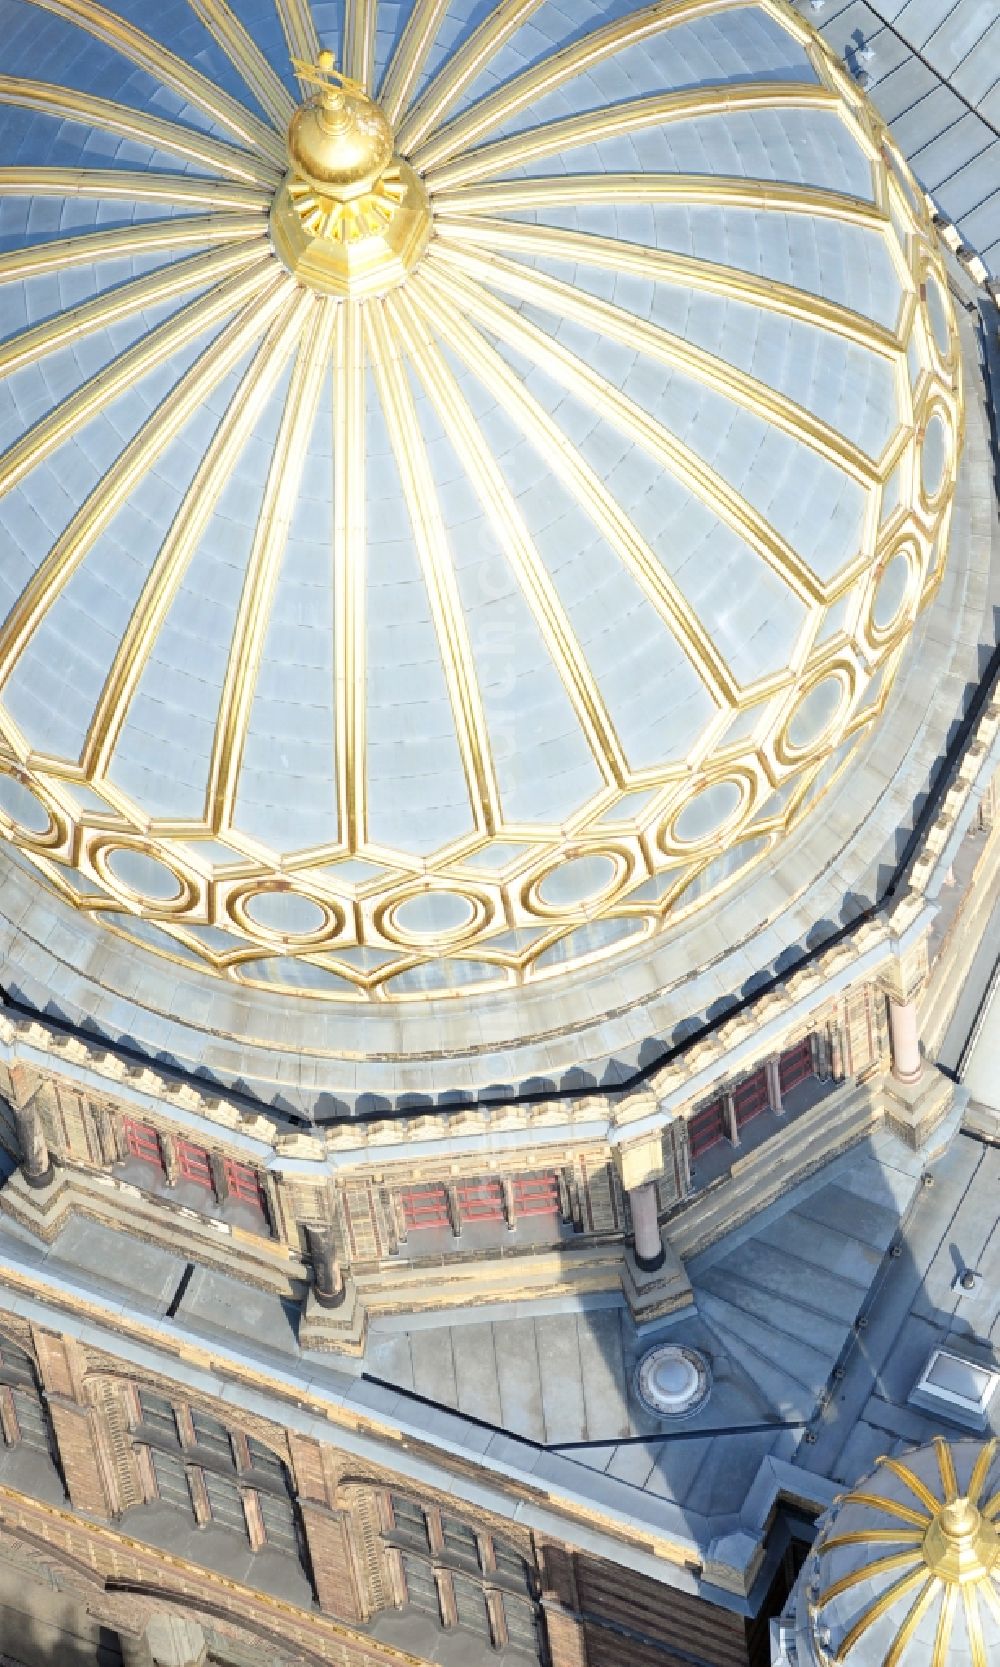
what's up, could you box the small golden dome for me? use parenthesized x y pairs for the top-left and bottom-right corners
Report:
(807, 1436), (1000, 1665)
(287, 51), (393, 200)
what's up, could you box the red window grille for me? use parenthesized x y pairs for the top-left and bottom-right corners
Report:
(223, 1158), (264, 1211)
(779, 1038), (814, 1093)
(455, 1180), (504, 1223)
(123, 1118), (163, 1171)
(511, 1174), (560, 1217)
(733, 1069), (768, 1128)
(688, 1099), (726, 1158)
(175, 1139), (214, 1190)
(400, 1185), (450, 1232)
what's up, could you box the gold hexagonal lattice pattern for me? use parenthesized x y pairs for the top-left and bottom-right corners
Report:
(0, 0), (964, 1002)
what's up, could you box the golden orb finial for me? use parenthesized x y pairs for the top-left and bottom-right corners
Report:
(286, 51), (393, 201)
(270, 51), (431, 299)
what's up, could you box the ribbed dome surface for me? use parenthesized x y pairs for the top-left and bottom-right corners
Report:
(800, 1438), (1000, 1667)
(0, 0), (963, 1002)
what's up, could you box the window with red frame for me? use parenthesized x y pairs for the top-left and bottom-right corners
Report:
(779, 1038), (814, 1094)
(511, 1174), (560, 1218)
(688, 1099), (727, 1158)
(223, 1158), (265, 1213)
(123, 1117), (163, 1171)
(455, 1179), (504, 1224)
(733, 1068), (768, 1128)
(175, 1139), (214, 1190)
(400, 1184), (450, 1232)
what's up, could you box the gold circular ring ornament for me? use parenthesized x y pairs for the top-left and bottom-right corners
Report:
(524, 848), (633, 918)
(919, 403), (954, 509)
(658, 773), (755, 855)
(0, 770), (62, 849)
(229, 883), (345, 947)
(0, 2), (965, 1001)
(378, 886), (492, 948)
(775, 667), (856, 767)
(864, 542), (920, 651)
(90, 841), (198, 916)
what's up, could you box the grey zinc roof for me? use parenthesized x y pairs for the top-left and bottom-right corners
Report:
(797, 0), (1000, 272)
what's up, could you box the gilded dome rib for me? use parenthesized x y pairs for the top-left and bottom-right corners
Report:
(0, 167), (271, 212)
(81, 283), (307, 781)
(836, 1566), (930, 1659)
(275, 0), (321, 96)
(840, 1492), (933, 1530)
(407, 270), (739, 709)
(410, 0), (718, 173)
(406, 270), (743, 713)
(395, 0), (541, 155)
(423, 81), (840, 194)
(0, 75), (280, 183)
(333, 301), (369, 854)
(966, 1437), (997, 1504)
(883, 1454), (951, 1516)
(0, 244), (261, 381)
(883, 1576), (941, 1667)
(428, 259), (822, 607)
(207, 301), (335, 831)
(435, 216), (905, 360)
(934, 1435), (960, 1504)
(343, 0), (378, 92)
(0, 213), (267, 285)
(964, 1583), (988, 1667)
(367, 299), (503, 837)
(378, 0), (451, 128)
(0, 259), (284, 692)
(932, 1584), (958, 1667)
(0, 257), (278, 512)
(26, 0), (284, 163)
(433, 243), (880, 487)
(389, 286), (629, 790)
(185, 0), (296, 131)
(431, 173), (889, 229)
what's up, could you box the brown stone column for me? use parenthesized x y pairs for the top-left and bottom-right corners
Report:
(766, 1057), (784, 1115)
(888, 996), (923, 1084)
(629, 1182), (665, 1273)
(13, 1096), (53, 1187)
(299, 1499), (364, 1622)
(543, 1603), (590, 1667)
(306, 1224), (345, 1308)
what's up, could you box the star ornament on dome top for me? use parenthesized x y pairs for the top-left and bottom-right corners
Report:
(289, 49), (368, 102)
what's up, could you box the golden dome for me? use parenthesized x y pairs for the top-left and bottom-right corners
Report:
(0, 1), (965, 1004)
(806, 1437), (1000, 1666)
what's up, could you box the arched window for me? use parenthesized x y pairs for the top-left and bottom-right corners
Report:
(128, 1389), (303, 1564)
(382, 1492), (544, 1660)
(0, 1336), (53, 1459)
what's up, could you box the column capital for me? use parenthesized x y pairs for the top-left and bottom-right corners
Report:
(877, 937), (930, 1005)
(614, 1135), (664, 1192)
